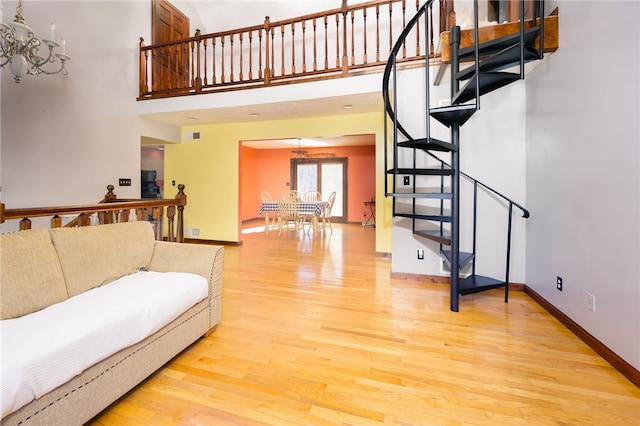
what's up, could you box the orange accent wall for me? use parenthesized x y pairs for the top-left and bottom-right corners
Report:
(240, 143), (375, 223)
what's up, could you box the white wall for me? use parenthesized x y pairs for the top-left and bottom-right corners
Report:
(1, 1), (178, 231)
(526, 1), (640, 370)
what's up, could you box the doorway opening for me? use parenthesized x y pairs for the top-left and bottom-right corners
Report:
(141, 145), (164, 199)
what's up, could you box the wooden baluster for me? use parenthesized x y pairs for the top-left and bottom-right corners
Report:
(312, 18), (318, 71)
(195, 29), (203, 91)
(211, 37), (217, 84)
(136, 208), (146, 222)
(280, 24), (285, 76)
(0, 202), (5, 224)
(270, 27), (275, 78)
(388, 3), (393, 56)
(324, 16), (329, 70)
(230, 33), (235, 82)
(402, 0), (407, 59)
(139, 37), (147, 96)
(290, 23), (296, 74)
(202, 34), (208, 87)
(155, 207), (165, 241)
(190, 35), (195, 87)
(174, 43), (179, 89)
(98, 211), (106, 224)
(429, 2), (434, 56)
(175, 184), (186, 243)
(183, 39), (190, 90)
(375, 5), (380, 62)
(119, 209), (130, 223)
(167, 205), (175, 242)
(221, 35), (226, 83)
(350, 10), (355, 66)
(249, 30), (254, 80)
(415, 0), (421, 57)
(51, 215), (62, 228)
(240, 32), (245, 81)
(335, 12), (340, 68)
(152, 207), (163, 241)
(162, 45), (168, 92)
(258, 29), (263, 80)
(301, 20), (306, 73)
(263, 16), (270, 83)
(19, 218), (31, 230)
(362, 8), (368, 64)
(78, 213), (91, 227)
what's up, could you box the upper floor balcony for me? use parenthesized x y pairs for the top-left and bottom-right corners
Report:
(138, 0), (557, 103)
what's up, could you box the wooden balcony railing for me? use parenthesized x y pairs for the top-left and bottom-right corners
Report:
(139, 0), (444, 100)
(0, 184), (188, 242)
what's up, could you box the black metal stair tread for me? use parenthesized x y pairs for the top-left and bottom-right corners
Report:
(429, 104), (477, 127)
(398, 138), (457, 152)
(395, 212), (451, 222)
(458, 274), (506, 295)
(456, 44), (541, 80)
(441, 250), (474, 269)
(415, 229), (451, 245)
(458, 27), (540, 59)
(388, 192), (453, 199)
(386, 168), (454, 176)
(452, 72), (521, 105)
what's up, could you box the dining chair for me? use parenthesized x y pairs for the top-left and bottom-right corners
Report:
(277, 196), (302, 236)
(301, 191), (322, 233)
(281, 190), (300, 201)
(320, 191), (336, 232)
(261, 190), (277, 231)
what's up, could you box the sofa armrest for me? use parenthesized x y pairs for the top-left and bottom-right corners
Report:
(148, 242), (224, 330)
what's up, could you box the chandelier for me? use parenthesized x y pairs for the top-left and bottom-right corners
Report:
(0, 0), (70, 83)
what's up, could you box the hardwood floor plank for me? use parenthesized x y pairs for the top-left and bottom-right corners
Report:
(90, 223), (640, 425)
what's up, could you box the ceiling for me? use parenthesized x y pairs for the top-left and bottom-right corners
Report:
(143, 91), (383, 127)
(143, 90), (383, 149)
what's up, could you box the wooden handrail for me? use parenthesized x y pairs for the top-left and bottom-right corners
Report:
(1, 184), (188, 242)
(139, 0), (440, 100)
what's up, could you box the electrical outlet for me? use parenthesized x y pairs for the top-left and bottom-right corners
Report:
(417, 249), (424, 260)
(403, 176), (410, 185)
(587, 293), (595, 312)
(119, 178), (131, 186)
(556, 276), (563, 291)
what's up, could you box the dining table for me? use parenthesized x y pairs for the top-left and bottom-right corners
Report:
(259, 200), (327, 232)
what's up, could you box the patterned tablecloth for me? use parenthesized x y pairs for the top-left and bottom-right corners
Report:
(259, 201), (327, 215)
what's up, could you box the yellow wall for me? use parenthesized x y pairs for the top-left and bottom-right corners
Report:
(165, 111), (392, 253)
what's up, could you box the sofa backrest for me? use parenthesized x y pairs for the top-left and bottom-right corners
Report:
(49, 221), (156, 297)
(1, 228), (69, 320)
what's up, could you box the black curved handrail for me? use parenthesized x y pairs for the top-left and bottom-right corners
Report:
(382, 0), (529, 219)
(382, 0), (433, 142)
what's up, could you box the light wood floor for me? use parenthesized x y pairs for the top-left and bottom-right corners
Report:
(91, 222), (640, 425)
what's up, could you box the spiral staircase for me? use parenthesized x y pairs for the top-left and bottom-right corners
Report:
(383, 0), (545, 311)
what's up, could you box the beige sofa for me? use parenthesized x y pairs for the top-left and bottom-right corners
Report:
(0, 221), (224, 426)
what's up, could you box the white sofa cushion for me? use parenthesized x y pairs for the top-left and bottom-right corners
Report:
(0, 271), (208, 418)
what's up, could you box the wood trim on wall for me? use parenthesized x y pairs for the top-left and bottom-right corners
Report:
(524, 286), (640, 388)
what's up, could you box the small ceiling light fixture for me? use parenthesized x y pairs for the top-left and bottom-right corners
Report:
(250, 112), (260, 117)
(342, 104), (353, 109)
(186, 116), (198, 121)
(0, 0), (70, 83)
